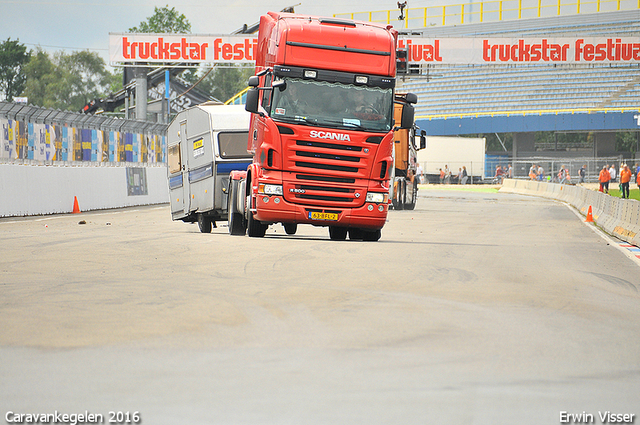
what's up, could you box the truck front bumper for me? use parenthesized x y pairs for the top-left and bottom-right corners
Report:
(253, 194), (388, 230)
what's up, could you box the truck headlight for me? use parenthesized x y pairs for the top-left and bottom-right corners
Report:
(258, 184), (283, 196)
(366, 192), (388, 204)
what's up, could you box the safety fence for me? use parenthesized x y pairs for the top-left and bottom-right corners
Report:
(0, 102), (168, 166)
(334, 0), (638, 28)
(500, 178), (640, 247)
(494, 156), (625, 182)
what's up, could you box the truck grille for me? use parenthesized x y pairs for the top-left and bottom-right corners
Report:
(282, 137), (371, 207)
(289, 139), (367, 176)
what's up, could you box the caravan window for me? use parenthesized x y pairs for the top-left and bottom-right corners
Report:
(218, 132), (251, 159)
(168, 143), (181, 174)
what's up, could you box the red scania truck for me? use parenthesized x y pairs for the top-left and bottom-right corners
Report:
(227, 11), (415, 241)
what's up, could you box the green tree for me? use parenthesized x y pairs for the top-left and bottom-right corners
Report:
(129, 5), (191, 33)
(22, 49), (116, 111)
(0, 38), (30, 101)
(21, 48), (56, 107)
(616, 131), (639, 153)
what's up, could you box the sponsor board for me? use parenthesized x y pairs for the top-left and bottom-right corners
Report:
(111, 34), (640, 66)
(109, 33), (258, 65)
(399, 37), (640, 64)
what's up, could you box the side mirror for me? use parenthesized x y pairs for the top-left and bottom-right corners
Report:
(420, 130), (426, 150)
(400, 103), (414, 129)
(248, 76), (260, 87)
(245, 88), (260, 114)
(405, 92), (418, 104)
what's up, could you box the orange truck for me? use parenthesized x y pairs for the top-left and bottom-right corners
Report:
(390, 93), (424, 210)
(227, 11), (415, 241)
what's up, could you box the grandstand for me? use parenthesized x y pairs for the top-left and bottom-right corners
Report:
(397, 9), (640, 119)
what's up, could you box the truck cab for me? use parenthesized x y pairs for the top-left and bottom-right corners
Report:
(228, 12), (415, 241)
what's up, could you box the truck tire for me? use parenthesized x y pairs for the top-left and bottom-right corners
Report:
(228, 182), (247, 236)
(393, 179), (405, 210)
(247, 210), (267, 237)
(362, 229), (381, 241)
(228, 211), (246, 236)
(405, 179), (418, 210)
(329, 226), (347, 240)
(283, 223), (297, 235)
(348, 228), (364, 240)
(197, 214), (213, 233)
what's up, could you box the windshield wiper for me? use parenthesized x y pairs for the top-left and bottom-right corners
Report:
(273, 115), (321, 126)
(274, 116), (369, 131)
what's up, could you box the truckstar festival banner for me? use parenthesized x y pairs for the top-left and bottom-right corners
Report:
(110, 34), (640, 66)
(109, 34), (258, 65)
(399, 37), (640, 64)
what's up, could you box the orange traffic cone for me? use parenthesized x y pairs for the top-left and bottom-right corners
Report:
(72, 196), (81, 214)
(585, 205), (593, 222)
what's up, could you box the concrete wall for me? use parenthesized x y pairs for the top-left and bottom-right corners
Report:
(0, 164), (169, 217)
(500, 179), (640, 247)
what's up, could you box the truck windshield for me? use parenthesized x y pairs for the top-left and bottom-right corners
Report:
(270, 78), (393, 132)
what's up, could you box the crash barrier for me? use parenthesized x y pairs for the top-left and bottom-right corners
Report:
(0, 163), (169, 217)
(500, 179), (640, 247)
(0, 102), (169, 217)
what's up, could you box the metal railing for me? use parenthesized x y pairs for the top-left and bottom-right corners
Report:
(335, 0), (639, 28)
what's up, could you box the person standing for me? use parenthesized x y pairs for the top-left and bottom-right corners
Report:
(620, 164), (632, 199)
(578, 164), (587, 184)
(599, 165), (611, 193)
(494, 165), (504, 184)
(416, 163), (424, 184)
(558, 165), (567, 184)
(461, 166), (468, 185)
(537, 165), (544, 181)
(609, 164), (617, 183)
(529, 164), (537, 180)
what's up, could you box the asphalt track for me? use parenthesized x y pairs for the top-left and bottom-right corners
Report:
(1, 188), (639, 424)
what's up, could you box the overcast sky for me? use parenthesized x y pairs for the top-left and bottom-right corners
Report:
(1, 0), (439, 64)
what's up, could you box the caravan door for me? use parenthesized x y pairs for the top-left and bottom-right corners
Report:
(179, 120), (191, 216)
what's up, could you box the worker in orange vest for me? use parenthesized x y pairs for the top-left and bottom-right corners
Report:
(599, 165), (611, 193)
(619, 164), (632, 198)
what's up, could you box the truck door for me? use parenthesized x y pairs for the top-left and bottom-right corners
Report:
(180, 120), (191, 215)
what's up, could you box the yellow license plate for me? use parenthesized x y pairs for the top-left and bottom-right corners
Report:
(309, 212), (338, 221)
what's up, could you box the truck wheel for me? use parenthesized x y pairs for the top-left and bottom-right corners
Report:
(362, 229), (381, 241)
(228, 211), (246, 236)
(329, 226), (347, 240)
(228, 181), (247, 236)
(348, 228), (364, 240)
(393, 180), (405, 210)
(283, 223), (297, 235)
(406, 179), (418, 210)
(197, 214), (212, 233)
(247, 211), (267, 237)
